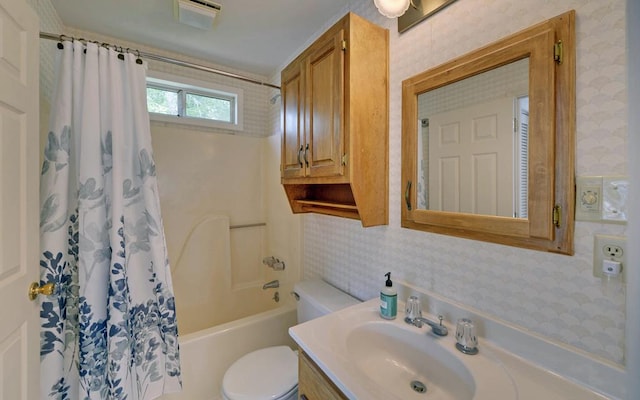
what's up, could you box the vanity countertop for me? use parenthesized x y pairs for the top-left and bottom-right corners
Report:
(290, 299), (612, 400)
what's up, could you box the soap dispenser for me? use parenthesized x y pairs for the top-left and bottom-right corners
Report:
(380, 272), (397, 319)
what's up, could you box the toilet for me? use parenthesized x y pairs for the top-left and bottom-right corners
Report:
(221, 279), (360, 400)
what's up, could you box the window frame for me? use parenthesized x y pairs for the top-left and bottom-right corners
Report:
(146, 71), (244, 131)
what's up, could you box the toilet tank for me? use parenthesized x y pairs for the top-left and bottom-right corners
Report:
(293, 280), (360, 323)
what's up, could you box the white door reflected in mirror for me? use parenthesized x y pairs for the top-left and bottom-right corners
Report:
(416, 58), (529, 218)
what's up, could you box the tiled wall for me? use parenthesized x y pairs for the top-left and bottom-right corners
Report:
(295, 0), (628, 365)
(27, 0), (63, 103)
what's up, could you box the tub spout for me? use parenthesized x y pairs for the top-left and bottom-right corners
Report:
(262, 280), (279, 290)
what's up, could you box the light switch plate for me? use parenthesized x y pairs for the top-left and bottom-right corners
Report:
(602, 176), (629, 223)
(576, 175), (629, 223)
(576, 176), (602, 221)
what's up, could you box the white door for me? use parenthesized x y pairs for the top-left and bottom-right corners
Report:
(0, 0), (40, 399)
(429, 97), (514, 217)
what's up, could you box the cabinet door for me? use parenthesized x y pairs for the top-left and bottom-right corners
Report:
(299, 352), (346, 400)
(281, 61), (306, 179)
(306, 28), (345, 178)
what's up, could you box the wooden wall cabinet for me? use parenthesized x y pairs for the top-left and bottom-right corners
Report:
(298, 350), (346, 400)
(281, 12), (389, 227)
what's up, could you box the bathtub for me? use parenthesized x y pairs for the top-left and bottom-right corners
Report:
(159, 301), (298, 400)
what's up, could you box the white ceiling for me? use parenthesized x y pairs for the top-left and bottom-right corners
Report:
(50, 0), (349, 77)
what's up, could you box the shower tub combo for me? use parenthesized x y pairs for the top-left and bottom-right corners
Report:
(159, 215), (296, 400)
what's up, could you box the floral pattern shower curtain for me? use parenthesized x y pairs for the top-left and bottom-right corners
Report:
(39, 40), (181, 399)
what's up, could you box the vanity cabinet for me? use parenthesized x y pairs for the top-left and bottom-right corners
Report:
(298, 350), (346, 400)
(281, 12), (389, 227)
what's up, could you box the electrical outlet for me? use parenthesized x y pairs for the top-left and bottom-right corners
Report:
(603, 244), (624, 258)
(593, 234), (627, 281)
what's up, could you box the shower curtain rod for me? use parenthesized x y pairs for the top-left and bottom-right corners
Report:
(39, 31), (281, 90)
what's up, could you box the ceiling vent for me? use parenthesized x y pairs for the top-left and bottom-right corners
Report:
(175, 0), (221, 30)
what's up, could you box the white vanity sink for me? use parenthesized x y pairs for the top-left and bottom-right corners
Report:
(290, 280), (618, 400)
(290, 299), (517, 399)
(346, 320), (518, 399)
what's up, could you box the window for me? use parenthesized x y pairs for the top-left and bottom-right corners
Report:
(147, 86), (179, 115)
(146, 71), (243, 131)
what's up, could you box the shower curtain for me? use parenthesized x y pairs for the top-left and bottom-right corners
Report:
(39, 40), (181, 399)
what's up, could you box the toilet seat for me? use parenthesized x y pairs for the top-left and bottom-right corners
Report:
(222, 346), (298, 400)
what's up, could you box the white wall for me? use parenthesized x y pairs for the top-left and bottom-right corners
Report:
(291, 0), (629, 366)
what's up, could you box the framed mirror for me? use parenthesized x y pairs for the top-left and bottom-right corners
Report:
(401, 11), (575, 254)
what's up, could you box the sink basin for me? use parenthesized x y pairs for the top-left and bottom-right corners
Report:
(346, 322), (474, 399)
(289, 300), (518, 399)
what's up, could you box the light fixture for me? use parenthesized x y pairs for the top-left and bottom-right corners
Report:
(374, 0), (411, 18)
(175, 0), (221, 30)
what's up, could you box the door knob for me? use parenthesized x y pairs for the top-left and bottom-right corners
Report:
(28, 282), (55, 301)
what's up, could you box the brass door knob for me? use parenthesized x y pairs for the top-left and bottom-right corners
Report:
(28, 282), (55, 301)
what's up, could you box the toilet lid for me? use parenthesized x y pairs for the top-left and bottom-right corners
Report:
(222, 346), (298, 400)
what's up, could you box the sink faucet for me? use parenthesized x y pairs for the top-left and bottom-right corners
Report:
(262, 279), (279, 290)
(403, 295), (448, 336)
(405, 315), (449, 337)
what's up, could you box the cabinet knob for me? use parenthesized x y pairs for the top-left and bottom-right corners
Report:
(304, 143), (309, 167)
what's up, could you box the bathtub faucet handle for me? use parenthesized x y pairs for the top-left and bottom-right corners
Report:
(262, 256), (285, 271)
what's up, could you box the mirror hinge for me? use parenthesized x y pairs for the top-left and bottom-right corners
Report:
(341, 153), (348, 166)
(341, 39), (347, 51)
(553, 204), (561, 228)
(553, 40), (563, 64)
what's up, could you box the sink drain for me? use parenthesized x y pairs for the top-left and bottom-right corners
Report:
(410, 380), (427, 394)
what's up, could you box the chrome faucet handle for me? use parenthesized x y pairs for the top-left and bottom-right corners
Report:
(405, 295), (422, 320)
(455, 318), (478, 355)
(263, 256), (285, 270)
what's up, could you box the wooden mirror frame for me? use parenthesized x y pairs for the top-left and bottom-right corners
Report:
(401, 11), (575, 255)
